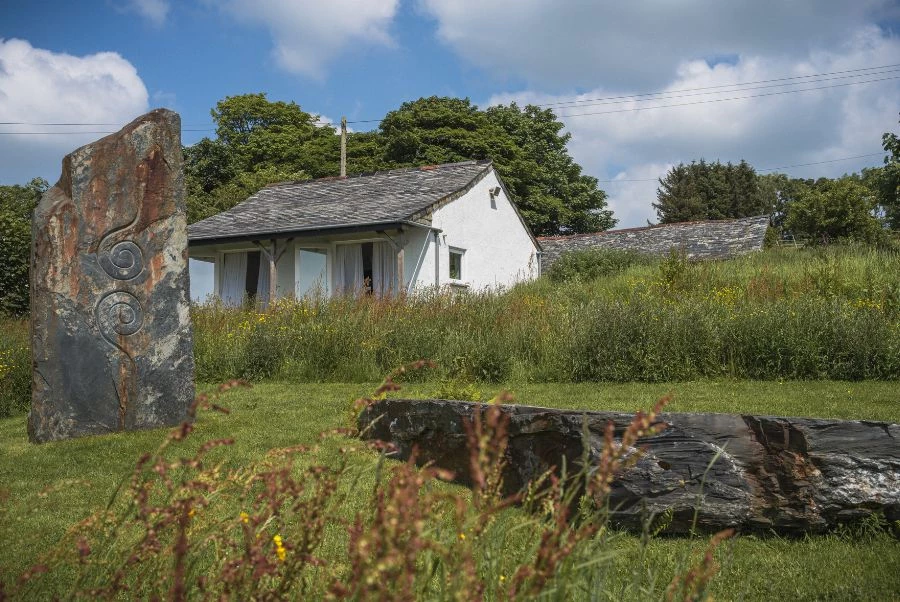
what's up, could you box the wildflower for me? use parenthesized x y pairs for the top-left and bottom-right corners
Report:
(458, 532), (466, 541)
(273, 534), (286, 561)
(499, 575), (506, 583)
(188, 508), (196, 518)
(240, 511), (249, 524)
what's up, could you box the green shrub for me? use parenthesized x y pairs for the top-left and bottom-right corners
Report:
(546, 248), (654, 282)
(0, 319), (30, 418)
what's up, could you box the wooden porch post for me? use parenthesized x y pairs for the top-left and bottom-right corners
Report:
(397, 247), (405, 295)
(269, 239), (277, 307)
(253, 238), (294, 309)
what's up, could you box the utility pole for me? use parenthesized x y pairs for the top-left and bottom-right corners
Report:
(340, 116), (347, 177)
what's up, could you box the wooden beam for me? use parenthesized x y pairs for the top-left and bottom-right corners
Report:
(251, 238), (294, 307)
(397, 247), (404, 295)
(268, 239), (277, 307)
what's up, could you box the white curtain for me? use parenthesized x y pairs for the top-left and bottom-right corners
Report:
(256, 252), (271, 305)
(220, 252), (247, 306)
(371, 242), (398, 297)
(335, 244), (363, 295)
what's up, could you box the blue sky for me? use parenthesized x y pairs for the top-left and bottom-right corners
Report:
(2, 0), (899, 230)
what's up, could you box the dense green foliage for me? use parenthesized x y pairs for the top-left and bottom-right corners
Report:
(380, 97), (615, 234)
(654, 159), (772, 223)
(784, 177), (886, 244)
(185, 94), (334, 223)
(184, 94), (614, 235)
(0, 320), (28, 418)
(655, 117), (900, 243)
(545, 248), (655, 282)
(0, 178), (46, 316)
(876, 114), (900, 229)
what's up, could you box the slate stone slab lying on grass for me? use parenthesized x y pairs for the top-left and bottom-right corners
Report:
(29, 109), (194, 443)
(359, 399), (899, 535)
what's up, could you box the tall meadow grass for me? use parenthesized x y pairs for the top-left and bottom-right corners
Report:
(193, 247), (900, 385)
(2, 246), (898, 418)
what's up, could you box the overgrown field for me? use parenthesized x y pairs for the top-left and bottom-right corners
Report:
(2, 246), (899, 418)
(193, 246), (900, 384)
(1, 382), (898, 600)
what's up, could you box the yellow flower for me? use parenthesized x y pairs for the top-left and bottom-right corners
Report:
(499, 575), (506, 583)
(273, 534), (286, 561)
(240, 511), (249, 524)
(458, 533), (466, 541)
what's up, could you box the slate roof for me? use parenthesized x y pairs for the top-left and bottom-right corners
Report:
(188, 160), (493, 244)
(539, 215), (771, 270)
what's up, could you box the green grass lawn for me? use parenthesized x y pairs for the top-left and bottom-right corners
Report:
(1, 381), (898, 600)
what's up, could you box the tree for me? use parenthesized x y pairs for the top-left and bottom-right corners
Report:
(185, 94), (615, 235)
(0, 178), (47, 315)
(211, 93), (339, 178)
(184, 93), (341, 223)
(784, 177), (885, 244)
(654, 160), (773, 223)
(380, 97), (614, 235)
(874, 114), (900, 229)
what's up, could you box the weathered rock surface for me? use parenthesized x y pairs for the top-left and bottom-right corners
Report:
(359, 399), (899, 534)
(29, 109), (194, 443)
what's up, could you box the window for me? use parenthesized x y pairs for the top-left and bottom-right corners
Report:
(335, 242), (398, 296)
(296, 248), (328, 297)
(449, 248), (464, 280)
(220, 250), (270, 305)
(244, 251), (261, 297)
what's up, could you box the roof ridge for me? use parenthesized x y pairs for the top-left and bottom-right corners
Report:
(536, 215), (770, 240)
(265, 159), (492, 189)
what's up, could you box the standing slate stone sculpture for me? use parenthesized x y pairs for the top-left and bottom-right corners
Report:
(28, 109), (194, 443)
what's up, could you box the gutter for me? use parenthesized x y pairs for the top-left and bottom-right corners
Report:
(187, 220), (429, 248)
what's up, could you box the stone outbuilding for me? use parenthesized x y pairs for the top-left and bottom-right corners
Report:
(538, 215), (771, 271)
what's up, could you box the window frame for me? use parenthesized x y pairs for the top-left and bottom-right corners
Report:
(448, 247), (465, 282)
(294, 245), (331, 298)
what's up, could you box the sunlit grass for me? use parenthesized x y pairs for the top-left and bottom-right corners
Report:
(1, 381), (897, 600)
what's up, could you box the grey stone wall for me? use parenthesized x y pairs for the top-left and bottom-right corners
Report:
(540, 216), (770, 271)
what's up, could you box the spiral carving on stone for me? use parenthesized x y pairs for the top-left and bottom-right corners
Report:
(96, 291), (144, 341)
(98, 239), (144, 281)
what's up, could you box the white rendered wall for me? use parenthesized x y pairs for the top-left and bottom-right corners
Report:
(402, 227), (433, 291)
(411, 169), (539, 291)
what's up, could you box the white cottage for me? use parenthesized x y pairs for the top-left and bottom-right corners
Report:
(188, 160), (540, 303)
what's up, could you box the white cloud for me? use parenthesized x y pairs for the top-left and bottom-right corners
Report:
(118, 0), (170, 26)
(0, 39), (149, 184)
(488, 27), (900, 227)
(217, 0), (399, 78)
(422, 0), (898, 90)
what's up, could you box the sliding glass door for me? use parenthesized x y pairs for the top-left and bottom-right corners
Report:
(334, 242), (398, 297)
(220, 251), (270, 305)
(295, 247), (329, 298)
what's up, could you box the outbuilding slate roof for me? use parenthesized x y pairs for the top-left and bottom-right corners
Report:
(188, 160), (493, 244)
(539, 215), (771, 270)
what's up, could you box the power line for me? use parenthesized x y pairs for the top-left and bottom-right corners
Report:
(757, 152), (887, 172)
(528, 63), (900, 109)
(597, 152), (887, 183)
(5, 63), (898, 130)
(537, 68), (900, 111)
(558, 75), (900, 118)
